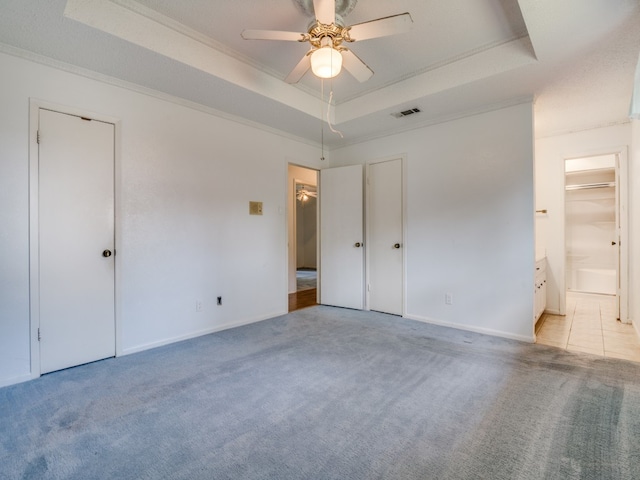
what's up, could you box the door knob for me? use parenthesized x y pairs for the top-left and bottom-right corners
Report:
(612, 241), (617, 246)
(102, 249), (112, 258)
(393, 243), (401, 249)
(354, 242), (362, 248)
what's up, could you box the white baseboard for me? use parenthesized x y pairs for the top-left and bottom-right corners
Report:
(121, 310), (287, 356)
(404, 313), (536, 343)
(0, 373), (32, 389)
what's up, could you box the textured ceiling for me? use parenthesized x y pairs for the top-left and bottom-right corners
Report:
(0, 0), (638, 148)
(129, 0), (530, 101)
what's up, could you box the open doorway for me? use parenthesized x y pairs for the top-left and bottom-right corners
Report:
(536, 151), (638, 360)
(564, 154), (619, 312)
(556, 152), (634, 356)
(288, 164), (319, 311)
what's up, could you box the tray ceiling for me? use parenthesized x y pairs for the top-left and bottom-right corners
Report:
(0, 0), (638, 147)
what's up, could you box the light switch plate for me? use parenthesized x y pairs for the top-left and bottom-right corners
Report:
(249, 201), (263, 215)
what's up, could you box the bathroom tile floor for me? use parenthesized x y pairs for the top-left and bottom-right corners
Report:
(536, 292), (640, 362)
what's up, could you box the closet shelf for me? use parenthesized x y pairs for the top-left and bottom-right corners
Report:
(565, 182), (614, 191)
(565, 197), (615, 206)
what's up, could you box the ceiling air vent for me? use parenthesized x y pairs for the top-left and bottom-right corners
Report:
(391, 107), (421, 119)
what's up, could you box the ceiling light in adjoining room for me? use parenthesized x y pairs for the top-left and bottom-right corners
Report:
(311, 46), (342, 79)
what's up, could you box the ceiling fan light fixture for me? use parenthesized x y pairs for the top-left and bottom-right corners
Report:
(310, 46), (342, 78)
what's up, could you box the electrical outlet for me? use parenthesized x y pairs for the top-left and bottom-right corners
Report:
(217, 296), (222, 306)
(445, 293), (453, 305)
(196, 300), (203, 312)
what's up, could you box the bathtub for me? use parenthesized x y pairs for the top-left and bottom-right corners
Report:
(575, 268), (616, 295)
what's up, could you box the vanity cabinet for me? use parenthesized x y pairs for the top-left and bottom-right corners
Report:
(534, 258), (547, 323)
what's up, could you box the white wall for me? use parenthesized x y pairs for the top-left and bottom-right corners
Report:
(0, 51), (321, 387)
(331, 103), (535, 341)
(535, 124), (631, 316)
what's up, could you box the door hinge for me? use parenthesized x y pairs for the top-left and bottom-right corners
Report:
(36, 130), (40, 144)
(37, 328), (41, 341)
(367, 283), (370, 292)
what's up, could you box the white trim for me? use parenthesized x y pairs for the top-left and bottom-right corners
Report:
(0, 43), (321, 150)
(286, 163), (320, 300)
(109, 0), (317, 101)
(28, 99), (122, 379)
(404, 313), (536, 343)
(364, 154), (407, 316)
(114, 115), (124, 356)
(618, 148), (630, 324)
(561, 146), (630, 323)
(536, 120), (632, 140)
(0, 374), (33, 389)
(336, 34), (532, 106)
(1, 43), (541, 153)
(28, 101), (40, 379)
(331, 96), (534, 150)
(62, 0), (321, 121)
(121, 310), (286, 356)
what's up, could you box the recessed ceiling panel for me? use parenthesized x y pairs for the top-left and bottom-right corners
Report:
(130, 0), (530, 101)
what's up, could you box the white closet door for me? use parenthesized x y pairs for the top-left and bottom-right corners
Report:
(39, 109), (116, 374)
(368, 158), (403, 315)
(320, 165), (364, 309)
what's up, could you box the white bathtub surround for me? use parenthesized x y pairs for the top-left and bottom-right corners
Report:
(573, 268), (616, 295)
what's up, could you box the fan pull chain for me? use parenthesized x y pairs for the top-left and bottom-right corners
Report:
(326, 89), (343, 138)
(320, 80), (325, 161)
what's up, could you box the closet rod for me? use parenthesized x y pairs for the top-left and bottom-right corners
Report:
(565, 182), (615, 191)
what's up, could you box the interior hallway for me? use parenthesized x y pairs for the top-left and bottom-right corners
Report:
(536, 292), (640, 362)
(288, 269), (318, 312)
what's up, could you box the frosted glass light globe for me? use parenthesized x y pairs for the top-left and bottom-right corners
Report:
(310, 46), (342, 79)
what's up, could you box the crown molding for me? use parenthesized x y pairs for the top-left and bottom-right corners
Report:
(0, 43), (322, 150)
(535, 119), (632, 139)
(329, 95), (535, 150)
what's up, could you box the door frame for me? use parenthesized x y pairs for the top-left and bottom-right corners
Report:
(561, 146), (629, 323)
(28, 99), (122, 379)
(286, 163), (319, 301)
(365, 154), (408, 315)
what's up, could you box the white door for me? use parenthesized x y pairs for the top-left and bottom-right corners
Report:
(320, 165), (364, 309)
(368, 158), (403, 315)
(39, 109), (116, 374)
(614, 154), (621, 319)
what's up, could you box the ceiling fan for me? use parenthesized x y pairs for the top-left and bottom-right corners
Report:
(241, 0), (413, 84)
(296, 184), (317, 201)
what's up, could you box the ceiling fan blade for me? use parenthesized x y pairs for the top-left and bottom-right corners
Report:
(341, 49), (373, 83)
(241, 30), (305, 41)
(313, 0), (335, 25)
(285, 53), (312, 84)
(347, 13), (413, 42)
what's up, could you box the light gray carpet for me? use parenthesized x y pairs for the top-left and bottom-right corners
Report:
(296, 269), (317, 291)
(2, 306), (640, 479)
